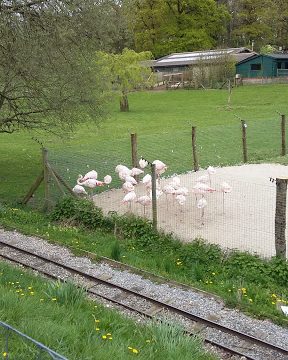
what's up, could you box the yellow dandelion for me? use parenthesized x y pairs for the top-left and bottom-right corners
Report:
(249, 298), (253, 302)
(51, 298), (57, 301)
(145, 340), (151, 343)
(128, 347), (133, 350)
(107, 333), (111, 336)
(102, 335), (107, 340)
(228, 289), (232, 292)
(30, 292), (34, 295)
(132, 349), (139, 354)
(212, 272), (216, 275)
(271, 294), (277, 298)
(28, 286), (33, 290)
(95, 328), (100, 331)
(272, 302), (276, 305)
(3, 352), (8, 357)
(108, 337), (112, 340)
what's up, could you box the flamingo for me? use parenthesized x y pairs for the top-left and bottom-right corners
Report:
(122, 191), (136, 211)
(197, 175), (209, 184)
(115, 164), (131, 174)
(207, 166), (216, 186)
(104, 175), (112, 185)
(176, 194), (186, 206)
(118, 169), (132, 181)
(197, 197), (207, 225)
(152, 160), (167, 184)
(136, 195), (151, 215)
(72, 185), (87, 196)
(174, 187), (189, 196)
(139, 158), (148, 169)
(131, 168), (144, 176)
(169, 176), (181, 190)
(142, 174), (152, 193)
(220, 181), (232, 214)
(82, 170), (98, 181)
(124, 175), (137, 185)
(122, 181), (135, 193)
(77, 175), (104, 196)
(163, 184), (175, 207)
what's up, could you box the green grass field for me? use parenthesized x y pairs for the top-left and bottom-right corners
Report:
(1, 84), (288, 206)
(0, 261), (216, 360)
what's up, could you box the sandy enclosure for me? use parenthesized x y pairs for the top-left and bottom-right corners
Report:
(93, 164), (288, 258)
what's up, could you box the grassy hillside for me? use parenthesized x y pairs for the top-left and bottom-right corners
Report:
(1, 84), (288, 206)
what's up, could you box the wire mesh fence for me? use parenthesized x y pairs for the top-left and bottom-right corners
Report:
(92, 164), (287, 259)
(2, 115), (288, 258)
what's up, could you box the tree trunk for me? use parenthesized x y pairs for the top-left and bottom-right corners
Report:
(120, 93), (129, 112)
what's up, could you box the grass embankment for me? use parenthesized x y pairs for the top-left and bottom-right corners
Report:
(0, 262), (215, 360)
(1, 84), (288, 206)
(0, 201), (287, 327)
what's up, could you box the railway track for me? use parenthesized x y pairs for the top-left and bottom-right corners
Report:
(0, 240), (287, 360)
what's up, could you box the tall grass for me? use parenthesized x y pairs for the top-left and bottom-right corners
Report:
(0, 261), (216, 360)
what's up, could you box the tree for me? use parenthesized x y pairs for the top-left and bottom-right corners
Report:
(127, 0), (229, 58)
(0, 0), (116, 134)
(96, 49), (154, 112)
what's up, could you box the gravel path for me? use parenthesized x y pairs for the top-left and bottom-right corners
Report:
(0, 228), (287, 360)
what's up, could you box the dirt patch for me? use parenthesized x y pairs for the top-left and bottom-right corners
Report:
(93, 164), (288, 258)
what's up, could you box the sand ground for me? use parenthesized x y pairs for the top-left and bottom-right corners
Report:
(93, 164), (288, 258)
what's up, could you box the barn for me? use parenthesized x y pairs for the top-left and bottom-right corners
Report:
(152, 47), (256, 88)
(236, 53), (288, 81)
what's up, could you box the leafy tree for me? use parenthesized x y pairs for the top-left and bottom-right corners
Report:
(96, 49), (154, 112)
(128, 0), (229, 58)
(0, 0), (118, 134)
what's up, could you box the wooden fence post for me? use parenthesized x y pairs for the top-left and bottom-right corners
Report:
(131, 132), (138, 166)
(275, 178), (287, 259)
(42, 148), (50, 212)
(192, 126), (199, 171)
(151, 163), (157, 230)
(281, 114), (286, 156)
(241, 120), (248, 163)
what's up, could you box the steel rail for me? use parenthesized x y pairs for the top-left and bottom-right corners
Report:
(0, 241), (287, 359)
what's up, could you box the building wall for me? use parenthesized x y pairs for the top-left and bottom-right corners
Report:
(236, 56), (278, 78)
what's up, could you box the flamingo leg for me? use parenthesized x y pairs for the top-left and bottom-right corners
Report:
(223, 192), (225, 214)
(201, 208), (205, 226)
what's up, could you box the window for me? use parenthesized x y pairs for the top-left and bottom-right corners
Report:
(277, 62), (282, 69)
(250, 63), (261, 71)
(285, 62), (288, 69)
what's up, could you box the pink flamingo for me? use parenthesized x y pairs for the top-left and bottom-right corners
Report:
(72, 184), (87, 197)
(197, 197), (207, 225)
(77, 175), (104, 196)
(136, 195), (151, 215)
(122, 191), (136, 211)
(82, 170), (98, 181)
(122, 181), (135, 193)
(152, 160), (167, 184)
(220, 181), (232, 214)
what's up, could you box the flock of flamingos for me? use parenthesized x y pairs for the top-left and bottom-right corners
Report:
(72, 159), (232, 221)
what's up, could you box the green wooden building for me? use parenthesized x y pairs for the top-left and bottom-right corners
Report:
(236, 54), (288, 78)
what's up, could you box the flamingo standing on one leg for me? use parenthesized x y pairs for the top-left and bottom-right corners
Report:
(197, 197), (207, 225)
(207, 166), (216, 186)
(220, 181), (232, 214)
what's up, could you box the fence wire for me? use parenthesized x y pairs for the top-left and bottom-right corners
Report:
(2, 116), (288, 258)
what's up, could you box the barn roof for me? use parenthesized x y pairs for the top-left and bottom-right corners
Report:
(236, 53), (288, 65)
(154, 48), (256, 68)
